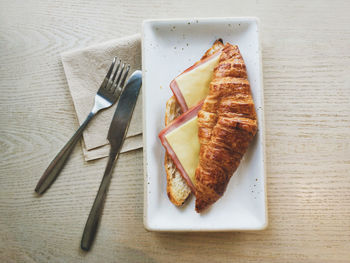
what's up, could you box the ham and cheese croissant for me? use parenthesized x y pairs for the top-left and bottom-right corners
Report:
(195, 43), (258, 212)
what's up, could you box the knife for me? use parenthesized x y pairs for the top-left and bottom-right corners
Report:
(81, 70), (142, 251)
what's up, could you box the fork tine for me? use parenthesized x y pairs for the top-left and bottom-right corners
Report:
(117, 65), (130, 92)
(106, 57), (117, 79)
(101, 57), (117, 90)
(112, 63), (125, 93)
(110, 58), (121, 84)
(106, 58), (121, 91)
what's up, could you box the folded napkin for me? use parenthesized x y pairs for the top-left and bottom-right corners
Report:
(61, 34), (142, 161)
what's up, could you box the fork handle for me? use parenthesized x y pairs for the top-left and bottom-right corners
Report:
(35, 112), (95, 194)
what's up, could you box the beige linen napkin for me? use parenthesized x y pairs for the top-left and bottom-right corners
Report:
(61, 34), (142, 161)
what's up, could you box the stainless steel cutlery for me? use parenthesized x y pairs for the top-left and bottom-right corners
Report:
(35, 57), (130, 194)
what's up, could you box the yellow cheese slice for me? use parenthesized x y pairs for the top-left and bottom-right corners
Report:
(176, 55), (220, 108)
(165, 116), (200, 184)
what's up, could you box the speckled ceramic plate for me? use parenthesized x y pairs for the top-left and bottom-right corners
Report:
(142, 17), (267, 231)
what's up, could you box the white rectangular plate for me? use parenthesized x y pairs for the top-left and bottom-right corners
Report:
(142, 17), (267, 231)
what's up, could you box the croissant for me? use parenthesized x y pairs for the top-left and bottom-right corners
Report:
(195, 43), (258, 212)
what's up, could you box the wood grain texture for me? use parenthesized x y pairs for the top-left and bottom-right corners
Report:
(0, 0), (350, 262)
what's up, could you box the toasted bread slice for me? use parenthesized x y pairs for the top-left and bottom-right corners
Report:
(164, 96), (191, 206)
(164, 39), (224, 206)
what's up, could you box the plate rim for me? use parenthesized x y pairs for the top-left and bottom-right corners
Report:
(142, 16), (268, 232)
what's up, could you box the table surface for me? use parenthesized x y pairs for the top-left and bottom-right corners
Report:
(1, 0), (350, 262)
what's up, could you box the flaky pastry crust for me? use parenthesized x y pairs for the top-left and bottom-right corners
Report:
(195, 43), (258, 212)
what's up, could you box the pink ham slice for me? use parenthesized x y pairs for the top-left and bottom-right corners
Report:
(170, 51), (221, 112)
(158, 101), (204, 192)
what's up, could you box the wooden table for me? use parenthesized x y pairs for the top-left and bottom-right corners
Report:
(1, 0), (350, 262)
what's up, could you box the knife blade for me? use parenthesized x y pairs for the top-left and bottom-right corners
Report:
(81, 70), (142, 251)
(107, 70), (142, 152)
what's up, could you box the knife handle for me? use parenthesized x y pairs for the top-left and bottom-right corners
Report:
(81, 151), (118, 251)
(35, 112), (95, 194)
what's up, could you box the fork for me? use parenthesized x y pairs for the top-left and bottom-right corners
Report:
(35, 57), (130, 194)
